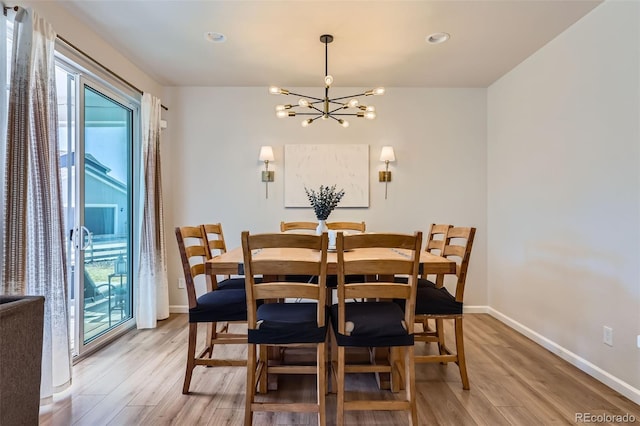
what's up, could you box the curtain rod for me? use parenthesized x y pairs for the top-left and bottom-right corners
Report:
(4, 5), (168, 110)
(2, 4), (169, 111)
(56, 35), (168, 111)
(3, 5), (18, 16)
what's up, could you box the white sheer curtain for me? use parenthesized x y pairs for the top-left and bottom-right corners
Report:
(137, 93), (169, 328)
(0, 5), (8, 263)
(1, 8), (71, 401)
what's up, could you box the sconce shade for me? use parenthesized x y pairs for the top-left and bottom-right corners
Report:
(259, 146), (275, 162)
(380, 146), (395, 162)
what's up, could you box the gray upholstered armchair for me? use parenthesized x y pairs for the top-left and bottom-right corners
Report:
(0, 295), (45, 426)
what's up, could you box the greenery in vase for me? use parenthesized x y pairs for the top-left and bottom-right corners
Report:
(304, 184), (345, 220)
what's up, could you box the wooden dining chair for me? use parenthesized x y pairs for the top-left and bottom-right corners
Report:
(328, 221), (368, 289)
(241, 231), (329, 426)
(280, 221), (366, 233)
(327, 221), (366, 233)
(413, 226), (476, 390)
(403, 224), (452, 342)
(201, 223), (247, 290)
(175, 226), (247, 395)
(330, 231), (422, 426)
(280, 221), (318, 232)
(423, 223), (451, 259)
(280, 220), (367, 282)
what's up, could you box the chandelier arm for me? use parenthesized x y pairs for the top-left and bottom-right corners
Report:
(327, 113), (360, 116)
(295, 112), (324, 116)
(328, 93), (368, 102)
(286, 91), (324, 102)
(328, 105), (347, 114)
(287, 104), (324, 114)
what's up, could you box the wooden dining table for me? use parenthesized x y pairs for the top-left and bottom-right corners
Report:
(205, 245), (456, 390)
(205, 246), (456, 278)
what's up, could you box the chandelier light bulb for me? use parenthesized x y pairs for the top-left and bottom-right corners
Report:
(367, 105), (376, 112)
(275, 105), (285, 111)
(339, 119), (349, 128)
(364, 111), (377, 120)
(299, 98), (310, 107)
(324, 75), (334, 86)
(302, 119), (312, 127)
(347, 99), (359, 108)
(276, 110), (288, 118)
(269, 86), (289, 95)
(373, 87), (385, 96)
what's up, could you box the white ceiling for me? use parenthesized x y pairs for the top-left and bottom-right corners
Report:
(55, 0), (602, 88)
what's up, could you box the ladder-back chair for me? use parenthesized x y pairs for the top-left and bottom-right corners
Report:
(175, 226), (247, 394)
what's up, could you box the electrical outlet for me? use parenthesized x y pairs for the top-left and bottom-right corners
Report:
(178, 278), (186, 289)
(603, 326), (613, 347)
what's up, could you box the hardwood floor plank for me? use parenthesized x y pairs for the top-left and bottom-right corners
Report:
(40, 313), (639, 425)
(107, 406), (155, 426)
(418, 382), (477, 426)
(39, 393), (105, 426)
(206, 408), (244, 425)
(496, 405), (562, 425)
(446, 382), (512, 426)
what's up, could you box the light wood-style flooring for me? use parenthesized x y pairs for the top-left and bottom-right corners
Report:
(39, 313), (640, 425)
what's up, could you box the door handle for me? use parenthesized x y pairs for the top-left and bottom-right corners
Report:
(77, 226), (92, 251)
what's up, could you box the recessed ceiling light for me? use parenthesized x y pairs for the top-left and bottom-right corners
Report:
(205, 32), (226, 43)
(426, 32), (450, 44)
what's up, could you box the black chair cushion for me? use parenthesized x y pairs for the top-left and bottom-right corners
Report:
(248, 302), (327, 344)
(415, 285), (462, 315)
(283, 275), (317, 284)
(330, 302), (414, 347)
(287, 275), (365, 288)
(217, 277), (246, 290)
(394, 276), (436, 288)
(189, 288), (247, 323)
(217, 277), (262, 290)
(326, 274), (367, 288)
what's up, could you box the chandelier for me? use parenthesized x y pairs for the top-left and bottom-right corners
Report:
(269, 34), (385, 128)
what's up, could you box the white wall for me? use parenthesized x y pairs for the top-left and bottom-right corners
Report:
(162, 87), (488, 309)
(26, 1), (163, 97)
(487, 0), (640, 398)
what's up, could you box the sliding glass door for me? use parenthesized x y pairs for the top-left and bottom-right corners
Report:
(57, 62), (137, 356)
(79, 81), (133, 346)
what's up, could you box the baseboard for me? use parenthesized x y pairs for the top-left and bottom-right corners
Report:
(169, 305), (188, 314)
(488, 307), (640, 405)
(463, 305), (490, 314)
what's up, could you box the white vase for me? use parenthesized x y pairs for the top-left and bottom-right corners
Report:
(316, 220), (328, 235)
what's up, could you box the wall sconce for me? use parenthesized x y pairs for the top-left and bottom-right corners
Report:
(259, 146), (275, 198)
(379, 146), (395, 199)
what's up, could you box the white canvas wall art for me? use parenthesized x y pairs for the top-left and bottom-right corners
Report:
(284, 144), (369, 207)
